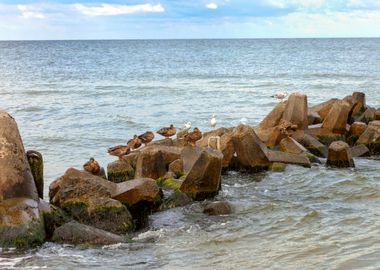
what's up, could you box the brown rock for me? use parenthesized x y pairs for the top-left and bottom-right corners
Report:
(168, 159), (183, 178)
(282, 92), (308, 130)
(52, 221), (126, 245)
(310, 98), (339, 121)
(113, 178), (161, 207)
(308, 110), (322, 125)
(256, 101), (287, 130)
(322, 100), (351, 134)
(308, 124), (346, 146)
(134, 145), (182, 179)
(356, 120), (380, 154)
(203, 201), (232, 215)
(375, 108), (380, 120)
(349, 122), (367, 137)
(326, 141), (355, 168)
(49, 168), (116, 208)
(0, 198), (45, 248)
(292, 131), (328, 157)
(231, 125), (271, 171)
(266, 150), (311, 168)
(351, 92), (366, 114)
(0, 110), (38, 202)
(180, 147), (223, 200)
(361, 107), (376, 123)
(280, 137), (307, 154)
(147, 138), (174, 147)
(120, 151), (140, 169)
(107, 160), (135, 183)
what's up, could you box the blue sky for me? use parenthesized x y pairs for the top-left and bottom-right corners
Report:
(1, 0), (380, 39)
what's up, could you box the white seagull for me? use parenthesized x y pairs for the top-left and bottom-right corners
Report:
(240, 117), (248, 125)
(210, 114), (217, 129)
(271, 91), (288, 102)
(181, 121), (192, 132)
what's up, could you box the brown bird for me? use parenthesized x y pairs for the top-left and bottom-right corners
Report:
(127, 135), (142, 150)
(138, 131), (155, 146)
(107, 145), (130, 160)
(83, 157), (101, 175)
(184, 127), (202, 146)
(157, 124), (177, 138)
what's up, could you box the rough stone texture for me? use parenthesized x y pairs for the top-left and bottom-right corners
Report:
(52, 221), (126, 245)
(120, 152), (140, 169)
(360, 107), (376, 124)
(168, 159), (184, 178)
(180, 146), (223, 200)
(266, 150), (311, 168)
(322, 100), (351, 134)
(309, 98), (339, 121)
(203, 201), (232, 216)
(256, 101), (287, 130)
(107, 160), (135, 183)
(61, 197), (133, 235)
(269, 162), (287, 172)
(113, 178), (161, 207)
(350, 144), (370, 157)
(308, 125), (346, 146)
(356, 120), (380, 154)
(292, 131), (328, 157)
(134, 145), (182, 179)
(351, 92), (366, 114)
(41, 203), (71, 240)
(148, 138), (174, 147)
(26, 150), (44, 199)
(113, 178), (162, 229)
(280, 137), (307, 154)
(349, 122), (367, 137)
(231, 125), (271, 171)
(49, 168), (116, 208)
(282, 92), (308, 130)
(326, 141), (355, 168)
(0, 198), (45, 248)
(0, 110), (38, 202)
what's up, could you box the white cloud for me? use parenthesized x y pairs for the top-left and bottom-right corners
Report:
(73, 3), (164, 16)
(17, 4), (45, 19)
(267, 0), (326, 9)
(206, 3), (219, 9)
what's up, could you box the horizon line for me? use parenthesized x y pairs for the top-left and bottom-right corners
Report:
(1, 37), (380, 42)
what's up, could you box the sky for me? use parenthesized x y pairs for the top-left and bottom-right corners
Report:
(1, 0), (380, 40)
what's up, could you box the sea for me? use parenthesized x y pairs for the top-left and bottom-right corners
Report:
(1, 38), (380, 269)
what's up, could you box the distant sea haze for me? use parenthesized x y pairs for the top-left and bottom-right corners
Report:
(1, 38), (380, 269)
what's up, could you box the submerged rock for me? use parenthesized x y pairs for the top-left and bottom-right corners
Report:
(326, 141), (355, 168)
(0, 198), (45, 248)
(350, 144), (370, 157)
(203, 201), (232, 216)
(52, 221), (126, 245)
(180, 146), (223, 200)
(0, 110), (38, 202)
(26, 150), (44, 199)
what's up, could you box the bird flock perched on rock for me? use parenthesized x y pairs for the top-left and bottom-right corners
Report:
(85, 114), (224, 173)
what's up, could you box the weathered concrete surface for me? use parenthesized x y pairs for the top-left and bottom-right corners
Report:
(0, 110), (38, 202)
(266, 150), (311, 168)
(107, 160), (135, 183)
(309, 98), (338, 121)
(282, 92), (309, 130)
(326, 141), (355, 168)
(350, 144), (370, 157)
(322, 100), (351, 134)
(356, 120), (380, 154)
(180, 146), (223, 200)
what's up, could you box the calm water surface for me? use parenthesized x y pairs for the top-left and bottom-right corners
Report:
(1, 39), (380, 269)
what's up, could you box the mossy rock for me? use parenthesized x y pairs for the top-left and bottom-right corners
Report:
(61, 198), (134, 235)
(107, 160), (135, 183)
(316, 134), (346, 147)
(43, 205), (71, 240)
(156, 178), (180, 191)
(0, 220), (45, 249)
(160, 190), (192, 209)
(269, 162), (287, 172)
(305, 153), (322, 164)
(26, 150), (44, 199)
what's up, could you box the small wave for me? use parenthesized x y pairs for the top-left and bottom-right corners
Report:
(15, 106), (45, 113)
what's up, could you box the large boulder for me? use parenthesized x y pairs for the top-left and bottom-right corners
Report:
(279, 137), (320, 163)
(168, 159), (184, 178)
(26, 150), (44, 199)
(180, 146), (223, 200)
(61, 197), (133, 235)
(266, 150), (311, 168)
(231, 125), (271, 171)
(322, 100), (351, 134)
(134, 145), (181, 179)
(308, 124), (346, 146)
(107, 160), (135, 183)
(256, 101), (287, 130)
(282, 92), (308, 130)
(52, 221), (126, 245)
(356, 120), (380, 154)
(113, 178), (162, 228)
(347, 122), (367, 145)
(0, 198), (45, 248)
(203, 201), (232, 216)
(0, 110), (38, 202)
(326, 141), (355, 168)
(350, 144), (370, 157)
(49, 168), (116, 208)
(351, 92), (366, 114)
(308, 111), (322, 125)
